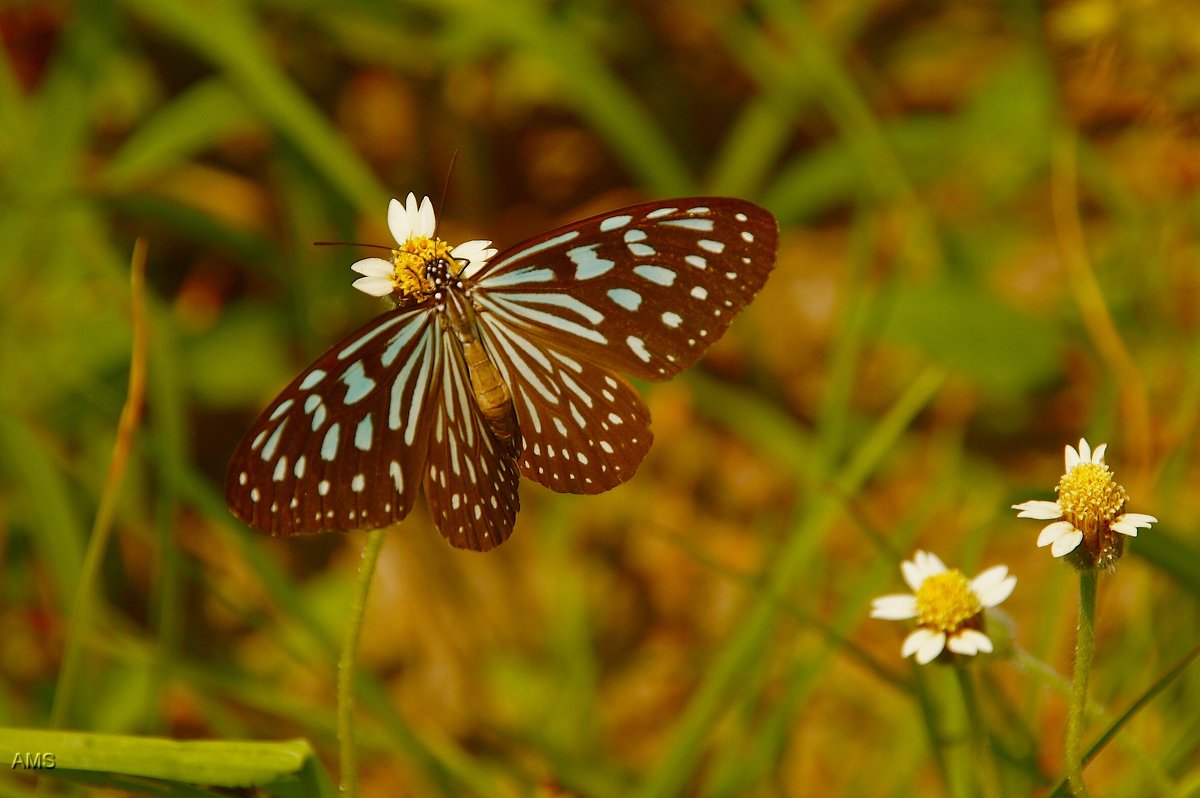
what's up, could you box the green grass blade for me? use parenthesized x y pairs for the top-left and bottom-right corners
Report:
(0, 728), (332, 796)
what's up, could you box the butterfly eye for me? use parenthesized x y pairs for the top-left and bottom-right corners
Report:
(225, 196), (778, 551)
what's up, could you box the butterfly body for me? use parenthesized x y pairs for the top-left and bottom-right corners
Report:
(436, 269), (520, 450)
(226, 195), (778, 551)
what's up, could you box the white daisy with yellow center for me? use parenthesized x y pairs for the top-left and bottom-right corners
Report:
(349, 193), (497, 300)
(871, 550), (1017, 665)
(1012, 438), (1157, 568)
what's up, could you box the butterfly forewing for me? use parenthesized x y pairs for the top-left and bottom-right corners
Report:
(471, 198), (777, 382)
(476, 315), (653, 494)
(225, 306), (443, 535)
(422, 326), (521, 551)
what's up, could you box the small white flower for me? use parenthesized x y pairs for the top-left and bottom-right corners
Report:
(871, 550), (1016, 665)
(1012, 438), (1157, 568)
(350, 192), (497, 298)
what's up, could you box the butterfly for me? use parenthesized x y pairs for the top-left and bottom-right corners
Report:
(226, 193), (778, 551)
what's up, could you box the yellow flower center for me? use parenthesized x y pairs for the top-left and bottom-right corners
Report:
(389, 235), (456, 300)
(1057, 462), (1126, 530)
(915, 570), (981, 633)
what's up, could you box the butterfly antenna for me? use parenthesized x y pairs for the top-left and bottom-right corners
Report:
(436, 150), (459, 228)
(312, 241), (394, 252)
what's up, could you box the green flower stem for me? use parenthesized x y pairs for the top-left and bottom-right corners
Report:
(955, 663), (999, 798)
(338, 529), (387, 798)
(1066, 569), (1098, 797)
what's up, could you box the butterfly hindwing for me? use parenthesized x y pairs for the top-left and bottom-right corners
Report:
(422, 325), (521, 551)
(225, 306), (443, 535)
(476, 314), (653, 494)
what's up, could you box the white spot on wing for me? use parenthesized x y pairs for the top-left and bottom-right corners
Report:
(607, 288), (642, 311)
(599, 214), (633, 231)
(626, 336), (652, 363)
(633, 265), (676, 286)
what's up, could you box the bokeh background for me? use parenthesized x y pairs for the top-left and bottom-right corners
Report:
(1, 0), (1198, 795)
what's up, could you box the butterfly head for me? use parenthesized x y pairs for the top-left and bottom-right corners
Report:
(350, 192), (497, 303)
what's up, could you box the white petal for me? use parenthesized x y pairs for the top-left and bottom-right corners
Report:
(971, 566), (1016, 607)
(870, 594), (918, 620)
(352, 275), (394, 296)
(1111, 514), (1155, 537)
(1078, 438), (1092, 464)
(1111, 520), (1139, 537)
(1051, 529), (1084, 557)
(1092, 443), (1107, 463)
(917, 550), (947, 577)
(1013, 500), (1063, 520)
(416, 195), (436, 238)
(916, 630), (947, 664)
(350, 257), (394, 277)
(1038, 520), (1078, 548)
(1065, 443), (1080, 470)
(901, 558), (925, 592)
(450, 239), (492, 263)
(388, 198), (411, 245)
(949, 629), (993, 656)
(902, 628), (935, 659)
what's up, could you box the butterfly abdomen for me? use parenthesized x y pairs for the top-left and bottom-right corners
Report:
(444, 290), (520, 452)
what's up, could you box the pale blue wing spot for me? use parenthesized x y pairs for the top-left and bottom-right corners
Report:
(261, 421), (286, 461)
(299, 370), (326, 390)
(645, 207), (677, 219)
(662, 311), (682, 328)
(294, 455), (307, 478)
(490, 291), (604, 324)
(699, 239), (726, 254)
(624, 229), (648, 243)
(340, 361), (376, 405)
(660, 218), (714, 231)
(355, 414), (374, 451)
(599, 214), (632, 232)
(336, 314), (410, 361)
(479, 267), (556, 288)
(487, 294), (607, 344)
(269, 398), (294, 421)
(273, 456), (288, 482)
(686, 255), (707, 269)
(351, 473), (365, 492)
(626, 336), (652, 363)
(381, 313), (428, 367)
(321, 423), (340, 462)
(607, 288), (642, 311)
(633, 265), (676, 286)
(691, 285), (708, 299)
(488, 230), (581, 270)
(567, 244), (615, 280)
(628, 243), (656, 257)
(311, 404), (327, 432)
(304, 395), (322, 413)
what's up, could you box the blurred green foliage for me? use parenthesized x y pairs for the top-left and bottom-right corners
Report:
(1, 0), (1198, 795)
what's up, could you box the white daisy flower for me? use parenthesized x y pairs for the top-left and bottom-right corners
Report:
(349, 192), (497, 299)
(871, 550), (1017, 665)
(1013, 438), (1157, 569)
